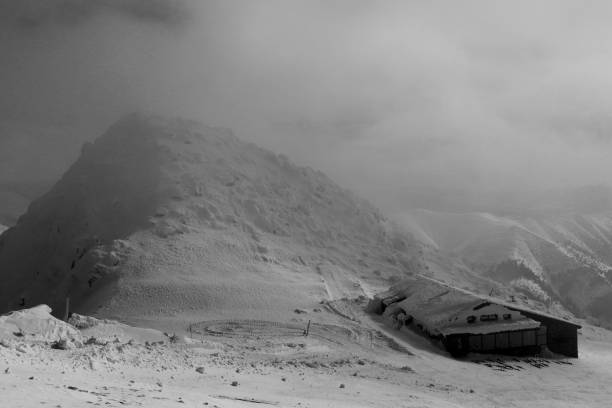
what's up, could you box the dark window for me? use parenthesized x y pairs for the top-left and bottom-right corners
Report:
(503, 313), (512, 320)
(480, 314), (498, 322)
(466, 315), (476, 323)
(523, 330), (536, 345)
(496, 332), (509, 348)
(473, 302), (491, 311)
(483, 334), (495, 350)
(509, 331), (522, 347)
(469, 335), (482, 350)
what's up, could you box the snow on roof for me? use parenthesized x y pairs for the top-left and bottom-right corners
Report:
(387, 276), (556, 335)
(440, 319), (541, 335)
(395, 283), (477, 324)
(387, 275), (581, 329)
(491, 299), (582, 328)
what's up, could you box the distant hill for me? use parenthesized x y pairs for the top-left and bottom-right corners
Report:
(0, 114), (426, 324)
(394, 209), (612, 326)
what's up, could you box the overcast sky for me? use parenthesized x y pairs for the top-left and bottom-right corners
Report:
(2, 0), (612, 210)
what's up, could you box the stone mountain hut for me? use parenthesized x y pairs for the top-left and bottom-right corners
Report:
(367, 276), (580, 358)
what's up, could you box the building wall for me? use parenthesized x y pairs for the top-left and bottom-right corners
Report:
(515, 311), (579, 358)
(445, 327), (545, 357)
(543, 320), (578, 357)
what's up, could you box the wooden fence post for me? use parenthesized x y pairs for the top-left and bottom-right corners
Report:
(63, 297), (70, 322)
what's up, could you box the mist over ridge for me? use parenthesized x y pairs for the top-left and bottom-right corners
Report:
(2, 1), (612, 213)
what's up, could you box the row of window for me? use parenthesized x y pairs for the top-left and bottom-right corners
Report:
(466, 313), (512, 323)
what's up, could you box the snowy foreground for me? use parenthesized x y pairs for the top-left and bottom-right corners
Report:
(2, 306), (612, 407)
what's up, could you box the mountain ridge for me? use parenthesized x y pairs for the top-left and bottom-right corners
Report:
(0, 113), (422, 325)
(393, 208), (612, 326)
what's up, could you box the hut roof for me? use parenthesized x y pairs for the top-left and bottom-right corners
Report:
(389, 275), (581, 327)
(440, 319), (541, 335)
(487, 298), (582, 329)
(389, 275), (555, 336)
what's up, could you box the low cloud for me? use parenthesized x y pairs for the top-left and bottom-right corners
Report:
(2, 1), (612, 211)
(0, 0), (190, 28)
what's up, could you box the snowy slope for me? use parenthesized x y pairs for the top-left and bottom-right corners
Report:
(0, 113), (427, 324)
(3, 304), (612, 407)
(394, 209), (612, 326)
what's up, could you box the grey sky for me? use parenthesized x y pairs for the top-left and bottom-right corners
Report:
(2, 0), (612, 210)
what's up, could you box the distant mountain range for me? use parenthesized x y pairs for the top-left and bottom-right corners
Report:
(394, 208), (612, 327)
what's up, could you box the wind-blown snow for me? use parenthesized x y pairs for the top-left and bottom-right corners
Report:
(0, 304), (81, 344)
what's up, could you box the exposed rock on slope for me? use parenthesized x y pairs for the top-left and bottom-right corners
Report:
(0, 114), (421, 323)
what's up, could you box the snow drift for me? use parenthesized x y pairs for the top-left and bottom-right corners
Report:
(0, 304), (82, 344)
